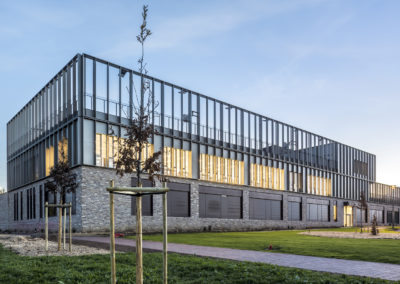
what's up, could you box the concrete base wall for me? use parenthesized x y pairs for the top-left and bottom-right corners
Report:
(4, 166), (399, 233)
(0, 193), (8, 231)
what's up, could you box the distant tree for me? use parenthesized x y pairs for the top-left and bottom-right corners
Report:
(371, 215), (379, 236)
(356, 191), (368, 233)
(45, 144), (77, 251)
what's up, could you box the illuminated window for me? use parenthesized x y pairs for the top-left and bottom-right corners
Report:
(289, 172), (303, 192)
(96, 133), (153, 168)
(45, 145), (54, 176)
(333, 205), (337, 221)
(250, 164), (285, 190)
(307, 174), (332, 196)
(58, 137), (68, 162)
(163, 147), (192, 178)
(199, 154), (244, 185)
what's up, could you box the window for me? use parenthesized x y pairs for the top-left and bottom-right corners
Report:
(39, 185), (43, 218)
(14, 193), (18, 221)
(20, 192), (23, 220)
(45, 145), (55, 176)
(289, 172), (303, 192)
(369, 209), (384, 224)
(249, 198), (282, 220)
(96, 133), (153, 168)
(33, 188), (36, 219)
(250, 164), (285, 190)
(199, 154), (244, 185)
(353, 159), (368, 176)
(58, 137), (68, 162)
(131, 178), (153, 216)
(64, 191), (77, 215)
(199, 186), (242, 219)
(307, 203), (329, 222)
(333, 205), (337, 222)
(167, 182), (190, 217)
(163, 147), (192, 178)
(288, 201), (301, 221)
(45, 188), (57, 217)
(307, 175), (332, 196)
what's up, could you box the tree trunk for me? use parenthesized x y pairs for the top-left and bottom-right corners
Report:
(136, 193), (143, 284)
(58, 197), (63, 251)
(58, 206), (62, 251)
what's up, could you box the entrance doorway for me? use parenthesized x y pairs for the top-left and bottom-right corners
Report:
(344, 206), (353, 227)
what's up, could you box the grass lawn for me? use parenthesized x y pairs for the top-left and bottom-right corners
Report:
(0, 245), (394, 284)
(128, 228), (400, 264)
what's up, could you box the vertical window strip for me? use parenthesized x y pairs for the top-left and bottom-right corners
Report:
(250, 163), (285, 190)
(199, 153), (244, 185)
(163, 147), (192, 178)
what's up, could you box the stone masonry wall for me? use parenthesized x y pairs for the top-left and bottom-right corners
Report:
(0, 193), (8, 231)
(5, 167), (83, 233)
(5, 165), (397, 233)
(80, 166), (398, 233)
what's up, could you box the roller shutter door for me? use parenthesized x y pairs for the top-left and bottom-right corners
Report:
(131, 178), (153, 216)
(199, 186), (242, 219)
(167, 182), (190, 217)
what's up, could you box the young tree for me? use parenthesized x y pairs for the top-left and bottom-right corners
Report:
(113, 5), (162, 283)
(371, 214), (379, 235)
(115, 4), (161, 185)
(356, 191), (368, 232)
(45, 143), (77, 251)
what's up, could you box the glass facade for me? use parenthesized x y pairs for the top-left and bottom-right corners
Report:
(6, 53), (399, 206)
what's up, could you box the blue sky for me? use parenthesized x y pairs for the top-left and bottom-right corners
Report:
(0, 0), (399, 189)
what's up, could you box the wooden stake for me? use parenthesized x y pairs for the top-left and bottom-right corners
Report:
(58, 204), (62, 251)
(162, 183), (168, 284)
(136, 182), (143, 284)
(45, 202), (48, 252)
(110, 180), (116, 284)
(63, 206), (66, 250)
(69, 202), (72, 252)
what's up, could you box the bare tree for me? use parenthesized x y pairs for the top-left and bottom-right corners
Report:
(45, 144), (77, 251)
(113, 5), (163, 283)
(115, 5), (162, 185)
(356, 191), (368, 233)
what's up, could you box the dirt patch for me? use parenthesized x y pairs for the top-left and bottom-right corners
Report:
(0, 234), (110, 256)
(300, 231), (400, 239)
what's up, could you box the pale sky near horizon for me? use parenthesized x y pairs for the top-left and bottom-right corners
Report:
(0, 0), (399, 190)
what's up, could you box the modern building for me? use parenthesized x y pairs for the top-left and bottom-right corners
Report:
(1, 53), (399, 233)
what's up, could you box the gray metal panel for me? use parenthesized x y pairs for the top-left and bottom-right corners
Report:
(199, 192), (242, 219)
(168, 182), (190, 192)
(287, 195), (301, 202)
(249, 197), (282, 220)
(249, 198), (266, 220)
(130, 178), (153, 216)
(198, 185), (243, 197)
(270, 200), (281, 220)
(307, 198), (329, 205)
(249, 191), (282, 200)
(131, 195), (152, 216)
(167, 190), (190, 217)
(224, 196), (242, 219)
(288, 201), (301, 221)
(204, 194), (221, 218)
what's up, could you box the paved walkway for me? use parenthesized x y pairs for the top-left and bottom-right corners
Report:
(74, 236), (400, 281)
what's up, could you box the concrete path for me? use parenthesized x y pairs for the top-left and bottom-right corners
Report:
(74, 236), (400, 281)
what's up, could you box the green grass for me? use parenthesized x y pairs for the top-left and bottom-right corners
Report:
(127, 228), (400, 264)
(0, 245), (394, 284)
(381, 227), (400, 233)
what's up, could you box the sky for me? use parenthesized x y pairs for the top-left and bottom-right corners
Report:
(0, 0), (399, 190)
